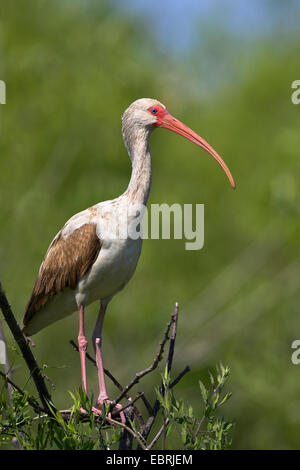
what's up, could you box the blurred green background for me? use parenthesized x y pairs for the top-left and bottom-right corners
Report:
(1, 0), (300, 449)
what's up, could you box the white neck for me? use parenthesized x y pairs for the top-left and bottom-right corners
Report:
(122, 126), (152, 206)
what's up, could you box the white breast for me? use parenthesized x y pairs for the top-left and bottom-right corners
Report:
(76, 236), (142, 306)
(75, 199), (143, 306)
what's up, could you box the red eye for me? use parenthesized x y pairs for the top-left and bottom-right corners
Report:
(151, 108), (158, 115)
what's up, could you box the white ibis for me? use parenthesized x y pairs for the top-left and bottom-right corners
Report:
(22, 98), (235, 420)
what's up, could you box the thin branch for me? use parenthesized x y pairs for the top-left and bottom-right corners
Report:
(193, 415), (206, 441)
(144, 363), (191, 433)
(170, 365), (191, 389)
(147, 418), (170, 450)
(140, 303), (180, 443)
(140, 393), (153, 415)
(113, 307), (177, 405)
(147, 301), (181, 445)
(105, 416), (148, 450)
(0, 282), (54, 414)
(111, 392), (144, 417)
(167, 302), (179, 374)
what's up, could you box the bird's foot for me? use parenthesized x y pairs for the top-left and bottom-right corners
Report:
(93, 399), (126, 425)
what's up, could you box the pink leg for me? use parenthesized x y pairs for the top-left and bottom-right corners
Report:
(78, 304), (88, 394)
(92, 302), (125, 423)
(92, 302), (109, 403)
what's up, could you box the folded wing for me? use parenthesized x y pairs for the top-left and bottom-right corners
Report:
(23, 223), (101, 330)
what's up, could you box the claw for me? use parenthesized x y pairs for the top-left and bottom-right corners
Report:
(80, 400), (125, 424)
(95, 399), (126, 425)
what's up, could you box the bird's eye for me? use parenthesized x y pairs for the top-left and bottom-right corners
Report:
(151, 108), (158, 114)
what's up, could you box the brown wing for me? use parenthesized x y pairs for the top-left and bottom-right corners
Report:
(23, 223), (101, 328)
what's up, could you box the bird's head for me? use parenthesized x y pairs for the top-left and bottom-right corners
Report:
(122, 98), (166, 129)
(122, 98), (235, 189)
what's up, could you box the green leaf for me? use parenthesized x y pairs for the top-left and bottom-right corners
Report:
(199, 380), (208, 403)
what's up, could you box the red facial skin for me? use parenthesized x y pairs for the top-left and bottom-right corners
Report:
(148, 105), (168, 126)
(147, 105), (235, 189)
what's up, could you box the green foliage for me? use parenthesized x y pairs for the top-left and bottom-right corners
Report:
(0, 388), (122, 450)
(156, 363), (232, 450)
(0, 362), (232, 450)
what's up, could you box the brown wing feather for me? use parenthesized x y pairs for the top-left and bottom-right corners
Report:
(23, 223), (101, 328)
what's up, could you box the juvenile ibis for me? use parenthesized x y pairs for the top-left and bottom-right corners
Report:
(22, 98), (235, 420)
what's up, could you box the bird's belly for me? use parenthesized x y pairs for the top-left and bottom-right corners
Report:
(77, 237), (142, 305)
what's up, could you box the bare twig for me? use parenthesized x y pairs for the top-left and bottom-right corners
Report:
(170, 365), (191, 389)
(139, 309), (190, 450)
(140, 303), (181, 444)
(113, 307), (177, 405)
(105, 416), (148, 450)
(167, 302), (179, 374)
(147, 418), (170, 450)
(193, 415), (206, 441)
(0, 282), (54, 414)
(140, 393), (153, 415)
(111, 392), (144, 417)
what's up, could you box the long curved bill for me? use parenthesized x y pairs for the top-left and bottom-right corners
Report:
(158, 112), (236, 189)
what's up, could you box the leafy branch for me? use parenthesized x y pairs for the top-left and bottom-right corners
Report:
(0, 281), (233, 450)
